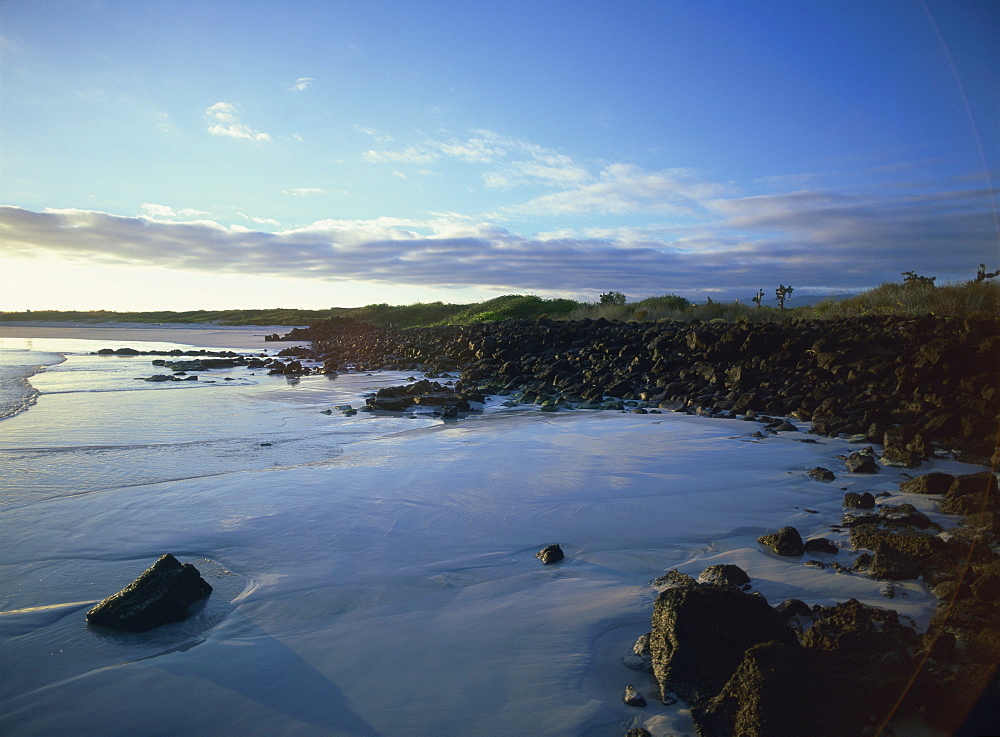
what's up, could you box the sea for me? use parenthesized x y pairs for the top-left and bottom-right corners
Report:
(0, 333), (438, 511)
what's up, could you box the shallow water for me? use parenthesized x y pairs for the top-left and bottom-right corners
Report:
(0, 330), (985, 736)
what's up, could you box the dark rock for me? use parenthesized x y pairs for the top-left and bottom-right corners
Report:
(877, 502), (939, 530)
(757, 526), (804, 557)
(650, 584), (797, 705)
(692, 641), (862, 737)
(85, 554), (212, 632)
(845, 451), (879, 473)
(803, 538), (838, 555)
(624, 633), (654, 673)
(651, 568), (697, 589)
(698, 564), (751, 588)
(622, 684), (647, 707)
(774, 598), (812, 620)
(898, 471), (954, 495)
(843, 491), (875, 509)
(940, 471), (1000, 516)
(624, 729), (652, 737)
(535, 544), (564, 564)
(806, 466), (835, 481)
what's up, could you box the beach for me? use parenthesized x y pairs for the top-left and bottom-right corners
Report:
(0, 324), (991, 736)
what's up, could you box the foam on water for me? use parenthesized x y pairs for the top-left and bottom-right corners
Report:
(0, 344), (65, 420)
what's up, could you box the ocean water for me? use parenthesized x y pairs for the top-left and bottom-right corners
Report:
(0, 336), (437, 510)
(0, 331), (986, 736)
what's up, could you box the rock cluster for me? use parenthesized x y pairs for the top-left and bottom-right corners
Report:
(365, 378), (482, 414)
(620, 467), (1000, 737)
(289, 315), (998, 467)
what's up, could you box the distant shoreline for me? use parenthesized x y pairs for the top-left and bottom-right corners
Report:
(0, 322), (306, 351)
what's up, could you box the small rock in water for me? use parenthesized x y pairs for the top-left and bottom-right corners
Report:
(807, 466), (836, 482)
(845, 450), (879, 473)
(625, 729), (652, 737)
(86, 554), (213, 632)
(623, 684), (647, 707)
(843, 491), (876, 509)
(757, 526), (805, 556)
(536, 544), (564, 564)
(803, 537), (839, 555)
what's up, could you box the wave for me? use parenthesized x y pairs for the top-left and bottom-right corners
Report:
(0, 351), (67, 421)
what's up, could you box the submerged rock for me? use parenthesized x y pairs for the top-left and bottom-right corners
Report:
(85, 554), (213, 632)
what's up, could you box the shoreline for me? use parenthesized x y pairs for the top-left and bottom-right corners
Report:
(0, 322), (308, 352)
(3, 320), (996, 734)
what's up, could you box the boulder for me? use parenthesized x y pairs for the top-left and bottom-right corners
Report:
(535, 544), (564, 564)
(649, 583), (797, 705)
(757, 526), (804, 557)
(940, 472), (1000, 516)
(622, 684), (647, 707)
(692, 641), (856, 737)
(899, 472), (954, 495)
(698, 564), (751, 588)
(843, 491), (875, 509)
(651, 568), (697, 589)
(806, 467), (835, 482)
(803, 538), (838, 555)
(845, 451), (879, 473)
(85, 554), (212, 632)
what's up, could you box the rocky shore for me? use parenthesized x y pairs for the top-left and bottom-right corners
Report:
(287, 315), (998, 468)
(282, 314), (999, 736)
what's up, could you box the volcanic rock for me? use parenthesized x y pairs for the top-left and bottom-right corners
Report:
(85, 554), (212, 632)
(698, 564), (751, 588)
(649, 583), (797, 705)
(535, 544), (564, 564)
(806, 467), (835, 481)
(757, 526), (804, 557)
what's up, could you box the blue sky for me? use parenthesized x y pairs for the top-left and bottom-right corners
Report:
(1, 0), (997, 310)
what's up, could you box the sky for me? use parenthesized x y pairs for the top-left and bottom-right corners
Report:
(1, 0), (998, 311)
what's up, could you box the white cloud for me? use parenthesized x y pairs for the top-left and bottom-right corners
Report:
(362, 147), (438, 164)
(139, 203), (209, 221)
(2, 182), (993, 299)
(283, 187), (328, 196)
(507, 164), (725, 216)
(238, 212), (281, 227)
(288, 77), (314, 92)
(360, 129), (586, 188)
(205, 101), (271, 142)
